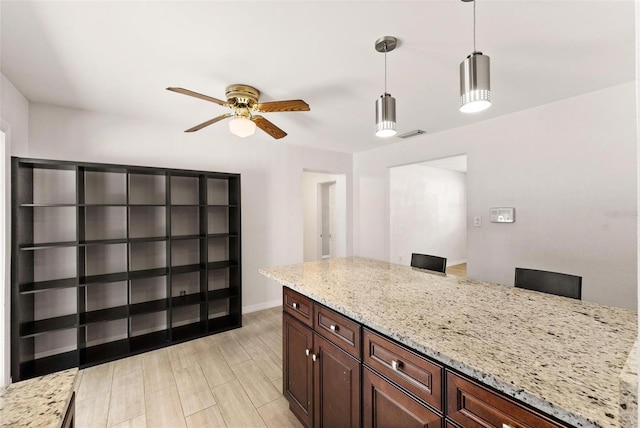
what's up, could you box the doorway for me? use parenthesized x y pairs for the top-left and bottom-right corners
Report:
(303, 171), (346, 262)
(389, 155), (467, 274)
(0, 130), (6, 385)
(319, 181), (336, 259)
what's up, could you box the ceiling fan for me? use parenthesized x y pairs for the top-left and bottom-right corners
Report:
(167, 84), (310, 139)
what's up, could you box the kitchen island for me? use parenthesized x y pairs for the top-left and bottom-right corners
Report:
(261, 257), (637, 428)
(0, 367), (77, 427)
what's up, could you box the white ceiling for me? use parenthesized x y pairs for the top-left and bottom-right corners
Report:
(0, 1), (635, 154)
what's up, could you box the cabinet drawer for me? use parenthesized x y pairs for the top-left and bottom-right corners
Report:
(283, 287), (313, 327)
(363, 367), (442, 428)
(314, 304), (361, 359)
(363, 329), (442, 412)
(446, 371), (564, 428)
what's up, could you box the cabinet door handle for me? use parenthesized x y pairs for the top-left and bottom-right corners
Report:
(330, 324), (338, 332)
(502, 424), (515, 428)
(305, 349), (311, 357)
(292, 302), (299, 309)
(391, 360), (402, 371)
(312, 354), (318, 362)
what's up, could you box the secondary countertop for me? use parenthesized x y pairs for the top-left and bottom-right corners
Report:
(0, 368), (77, 428)
(260, 257), (638, 428)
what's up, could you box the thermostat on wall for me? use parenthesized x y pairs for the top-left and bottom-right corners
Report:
(490, 207), (515, 223)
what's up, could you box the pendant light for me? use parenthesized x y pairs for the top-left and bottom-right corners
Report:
(375, 36), (398, 137)
(460, 0), (491, 113)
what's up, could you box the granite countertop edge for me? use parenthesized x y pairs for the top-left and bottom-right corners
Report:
(260, 268), (617, 428)
(0, 367), (78, 428)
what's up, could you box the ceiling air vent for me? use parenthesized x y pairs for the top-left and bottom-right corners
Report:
(397, 129), (426, 139)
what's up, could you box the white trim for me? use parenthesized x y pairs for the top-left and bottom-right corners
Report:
(447, 259), (467, 267)
(242, 299), (282, 314)
(0, 126), (8, 386)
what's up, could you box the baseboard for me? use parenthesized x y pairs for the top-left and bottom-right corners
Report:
(447, 259), (467, 267)
(243, 299), (282, 314)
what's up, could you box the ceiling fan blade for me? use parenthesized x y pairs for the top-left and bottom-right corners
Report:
(185, 113), (232, 132)
(255, 100), (310, 113)
(253, 115), (287, 139)
(167, 87), (228, 106)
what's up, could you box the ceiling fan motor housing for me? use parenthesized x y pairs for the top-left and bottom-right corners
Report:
(226, 84), (260, 108)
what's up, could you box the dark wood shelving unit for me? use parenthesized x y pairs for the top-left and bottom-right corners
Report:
(11, 157), (242, 381)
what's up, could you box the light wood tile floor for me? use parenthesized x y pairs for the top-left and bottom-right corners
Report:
(446, 263), (467, 278)
(75, 307), (302, 428)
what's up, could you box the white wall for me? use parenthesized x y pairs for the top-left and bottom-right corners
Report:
(1, 73), (29, 156)
(303, 171), (347, 262)
(0, 73), (30, 385)
(354, 82), (637, 310)
(27, 102), (353, 312)
(390, 164), (466, 267)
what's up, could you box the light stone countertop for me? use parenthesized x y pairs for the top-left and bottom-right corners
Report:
(619, 340), (638, 427)
(0, 368), (77, 427)
(260, 257), (638, 428)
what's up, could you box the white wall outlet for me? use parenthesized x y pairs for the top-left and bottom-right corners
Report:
(399, 255), (403, 263)
(473, 216), (482, 227)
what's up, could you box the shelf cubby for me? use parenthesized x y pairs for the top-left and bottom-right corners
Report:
(130, 311), (167, 338)
(129, 172), (166, 205)
(129, 329), (169, 353)
(19, 350), (78, 380)
(130, 240), (166, 273)
(171, 206), (200, 236)
(129, 206), (166, 239)
(81, 206), (127, 241)
(12, 157), (241, 381)
(81, 168), (127, 205)
(170, 175), (201, 205)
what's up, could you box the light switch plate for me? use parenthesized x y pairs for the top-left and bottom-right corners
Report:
(490, 207), (515, 223)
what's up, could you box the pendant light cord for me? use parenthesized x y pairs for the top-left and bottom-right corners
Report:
(473, 0), (476, 53)
(384, 42), (388, 94)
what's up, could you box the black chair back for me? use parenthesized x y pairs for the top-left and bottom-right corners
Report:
(410, 253), (447, 273)
(514, 268), (582, 299)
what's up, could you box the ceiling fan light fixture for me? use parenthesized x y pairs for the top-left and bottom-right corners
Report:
(460, 0), (491, 113)
(374, 36), (398, 138)
(228, 116), (256, 138)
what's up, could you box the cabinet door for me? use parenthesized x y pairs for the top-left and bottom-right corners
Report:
(446, 371), (562, 428)
(313, 334), (360, 428)
(363, 367), (442, 428)
(283, 313), (314, 428)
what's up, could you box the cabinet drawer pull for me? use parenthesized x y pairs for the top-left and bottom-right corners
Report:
(312, 354), (318, 362)
(502, 424), (515, 428)
(305, 348), (311, 357)
(292, 302), (299, 309)
(391, 360), (403, 371)
(330, 324), (338, 332)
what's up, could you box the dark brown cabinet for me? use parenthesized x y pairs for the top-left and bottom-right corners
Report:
(446, 371), (563, 428)
(283, 290), (361, 428)
(363, 367), (442, 428)
(283, 313), (314, 428)
(313, 334), (360, 428)
(363, 328), (442, 412)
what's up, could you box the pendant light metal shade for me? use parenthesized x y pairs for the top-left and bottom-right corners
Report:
(375, 93), (396, 137)
(460, 0), (491, 113)
(374, 36), (398, 137)
(460, 51), (491, 113)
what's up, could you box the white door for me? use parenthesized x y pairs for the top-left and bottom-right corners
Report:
(320, 182), (331, 258)
(328, 182), (336, 258)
